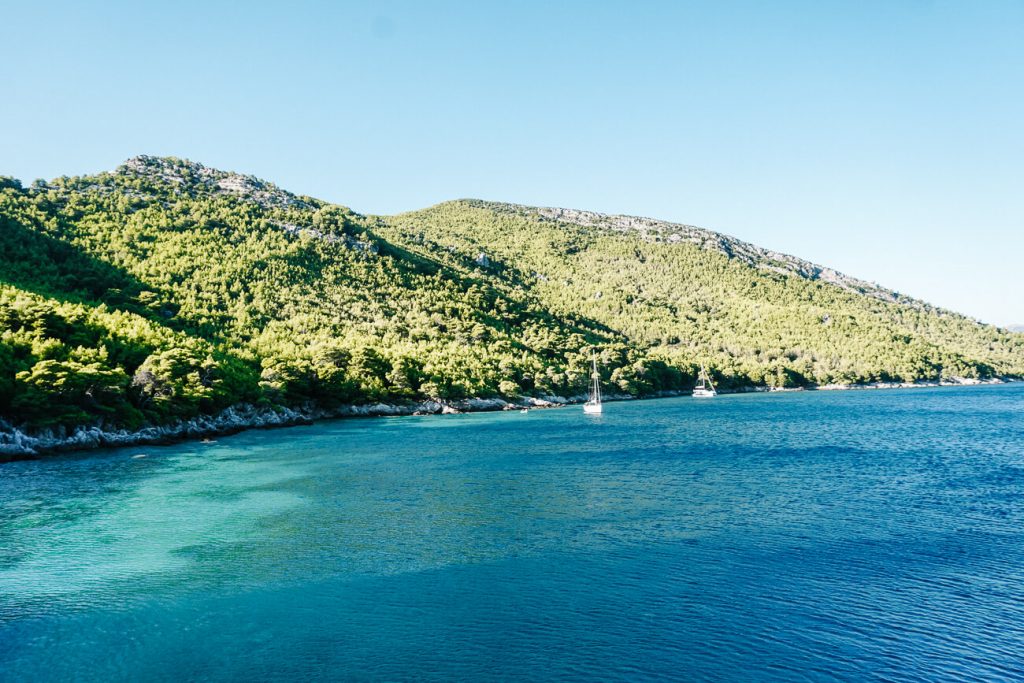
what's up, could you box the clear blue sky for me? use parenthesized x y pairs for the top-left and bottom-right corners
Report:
(2, 1), (1022, 325)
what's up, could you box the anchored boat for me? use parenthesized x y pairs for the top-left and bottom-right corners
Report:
(693, 365), (717, 398)
(583, 355), (603, 414)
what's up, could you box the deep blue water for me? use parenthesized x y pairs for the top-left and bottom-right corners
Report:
(2, 385), (1024, 681)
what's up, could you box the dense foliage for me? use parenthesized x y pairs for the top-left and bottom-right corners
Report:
(378, 201), (1024, 389)
(0, 158), (1020, 433)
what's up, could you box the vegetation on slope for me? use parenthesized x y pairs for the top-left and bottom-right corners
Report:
(0, 157), (1021, 434)
(376, 200), (1024, 388)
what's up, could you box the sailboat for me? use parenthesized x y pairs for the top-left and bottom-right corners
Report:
(583, 355), (603, 414)
(693, 365), (717, 398)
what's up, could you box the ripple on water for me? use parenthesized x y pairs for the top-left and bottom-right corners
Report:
(1, 385), (1024, 681)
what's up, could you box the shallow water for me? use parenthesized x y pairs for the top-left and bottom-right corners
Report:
(2, 385), (1024, 681)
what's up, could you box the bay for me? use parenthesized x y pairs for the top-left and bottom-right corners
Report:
(2, 385), (1024, 681)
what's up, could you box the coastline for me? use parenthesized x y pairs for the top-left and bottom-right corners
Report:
(735, 376), (1013, 392)
(0, 377), (1015, 462)
(0, 395), (593, 462)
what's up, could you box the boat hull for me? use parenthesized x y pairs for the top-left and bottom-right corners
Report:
(692, 389), (717, 398)
(583, 403), (603, 414)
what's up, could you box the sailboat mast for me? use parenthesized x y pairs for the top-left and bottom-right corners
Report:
(583, 353), (605, 413)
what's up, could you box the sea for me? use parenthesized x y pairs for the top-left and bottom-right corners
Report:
(2, 385), (1023, 681)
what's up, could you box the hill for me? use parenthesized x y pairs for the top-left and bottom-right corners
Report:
(1, 156), (1021, 448)
(374, 200), (1024, 387)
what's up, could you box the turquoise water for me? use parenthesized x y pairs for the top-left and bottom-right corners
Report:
(2, 386), (1024, 681)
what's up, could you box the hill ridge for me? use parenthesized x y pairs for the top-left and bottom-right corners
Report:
(456, 199), (926, 311)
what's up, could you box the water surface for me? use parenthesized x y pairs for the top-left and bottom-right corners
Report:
(2, 386), (1024, 681)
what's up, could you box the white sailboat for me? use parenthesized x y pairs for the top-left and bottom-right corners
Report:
(693, 365), (717, 398)
(583, 355), (603, 414)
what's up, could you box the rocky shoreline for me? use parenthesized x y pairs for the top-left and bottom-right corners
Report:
(0, 378), (1015, 462)
(0, 394), (605, 462)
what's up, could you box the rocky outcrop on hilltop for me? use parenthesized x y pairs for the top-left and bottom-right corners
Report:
(112, 157), (383, 251)
(117, 155), (314, 210)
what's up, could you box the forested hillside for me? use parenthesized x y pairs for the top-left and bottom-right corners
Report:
(1, 156), (1021, 435)
(375, 201), (1024, 388)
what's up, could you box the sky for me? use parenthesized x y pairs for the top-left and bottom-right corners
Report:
(1, 1), (1022, 325)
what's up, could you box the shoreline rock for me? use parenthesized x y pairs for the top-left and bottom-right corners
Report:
(0, 397), (562, 461)
(0, 378), (1016, 462)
